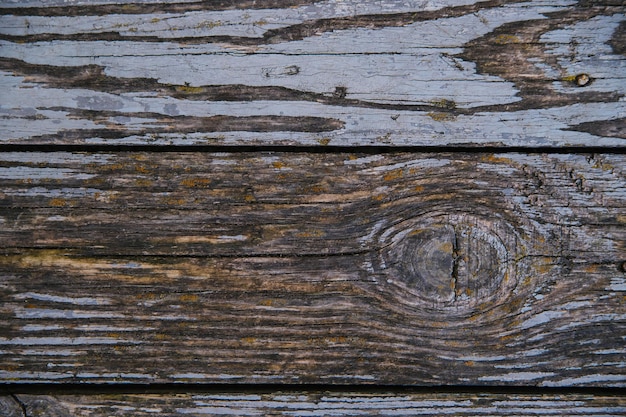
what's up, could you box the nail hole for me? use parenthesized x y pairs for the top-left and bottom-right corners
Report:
(619, 261), (626, 273)
(575, 73), (591, 87)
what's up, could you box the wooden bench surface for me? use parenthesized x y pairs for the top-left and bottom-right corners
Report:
(0, 0), (624, 415)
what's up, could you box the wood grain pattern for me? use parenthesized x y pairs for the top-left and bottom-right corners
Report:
(0, 151), (623, 258)
(1, 0), (625, 411)
(1, 0), (624, 147)
(2, 392), (626, 416)
(0, 152), (623, 386)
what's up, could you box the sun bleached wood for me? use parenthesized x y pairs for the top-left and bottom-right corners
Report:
(0, 0), (624, 147)
(0, 392), (624, 417)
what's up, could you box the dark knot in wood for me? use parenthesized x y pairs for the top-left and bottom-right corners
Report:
(376, 213), (519, 314)
(400, 224), (506, 304)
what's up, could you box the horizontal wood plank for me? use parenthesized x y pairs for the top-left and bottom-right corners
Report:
(0, 0), (624, 147)
(1, 392), (625, 416)
(1, 0), (625, 399)
(0, 151), (624, 386)
(0, 151), (622, 257)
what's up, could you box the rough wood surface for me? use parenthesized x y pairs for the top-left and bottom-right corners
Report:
(1, 1), (625, 412)
(0, 151), (623, 386)
(1, 0), (624, 147)
(1, 392), (625, 416)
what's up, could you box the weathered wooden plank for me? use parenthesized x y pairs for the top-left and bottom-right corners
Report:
(1, 252), (623, 386)
(0, 152), (623, 386)
(0, 0), (624, 147)
(0, 152), (622, 257)
(2, 392), (626, 416)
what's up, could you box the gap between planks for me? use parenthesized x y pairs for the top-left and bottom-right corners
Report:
(0, 144), (626, 155)
(2, 383), (625, 396)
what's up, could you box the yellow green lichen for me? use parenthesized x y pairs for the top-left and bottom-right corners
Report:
(430, 98), (456, 110)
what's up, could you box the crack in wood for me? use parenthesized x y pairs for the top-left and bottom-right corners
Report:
(452, 227), (461, 302)
(9, 394), (27, 417)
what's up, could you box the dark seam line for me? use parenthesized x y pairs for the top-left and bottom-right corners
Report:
(1, 383), (625, 396)
(0, 144), (625, 154)
(0, 248), (372, 259)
